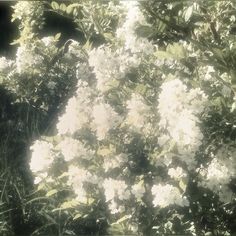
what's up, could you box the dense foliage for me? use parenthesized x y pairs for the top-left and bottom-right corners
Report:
(0, 1), (236, 235)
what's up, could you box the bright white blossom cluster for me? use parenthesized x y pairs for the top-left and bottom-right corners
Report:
(58, 137), (94, 162)
(198, 147), (236, 203)
(158, 79), (208, 168)
(15, 36), (58, 74)
(67, 165), (98, 203)
(92, 102), (121, 140)
(57, 81), (94, 135)
(12, 1), (44, 30)
(168, 166), (187, 180)
(0, 57), (13, 72)
(152, 184), (189, 208)
(88, 1), (155, 93)
(16, 44), (44, 74)
(30, 140), (55, 184)
(116, 1), (154, 54)
(125, 93), (151, 134)
(103, 178), (130, 214)
(131, 181), (146, 200)
(102, 152), (128, 172)
(88, 46), (141, 92)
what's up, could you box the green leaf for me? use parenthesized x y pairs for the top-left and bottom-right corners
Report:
(46, 189), (58, 197)
(60, 199), (79, 209)
(184, 6), (193, 22)
(136, 25), (154, 38)
(66, 5), (74, 15)
(51, 1), (59, 10)
(179, 179), (187, 192)
(54, 33), (61, 40)
(111, 215), (131, 225)
(73, 213), (82, 220)
(97, 147), (112, 156)
(87, 198), (95, 205)
(60, 3), (67, 12)
(167, 43), (185, 59)
(154, 50), (172, 60)
(135, 84), (147, 96)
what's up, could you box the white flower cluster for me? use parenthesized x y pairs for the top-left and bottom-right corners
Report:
(126, 93), (152, 135)
(30, 140), (55, 184)
(13, 1), (44, 30)
(67, 165), (98, 203)
(198, 147), (236, 203)
(57, 81), (94, 135)
(102, 152), (128, 172)
(158, 79), (207, 168)
(41, 36), (55, 47)
(116, 1), (154, 54)
(168, 166), (187, 180)
(131, 182), (146, 200)
(88, 46), (140, 92)
(152, 184), (189, 208)
(58, 137), (94, 162)
(103, 178), (131, 214)
(16, 44), (44, 74)
(92, 102), (121, 140)
(0, 57), (13, 72)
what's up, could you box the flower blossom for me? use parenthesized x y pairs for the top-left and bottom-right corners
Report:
(58, 137), (94, 162)
(30, 140), (54, 173)
(152, 184), (189, 208)
(57, 82), (93, 135)
(157, 79), (207, 169)
(92, 102), (121, 140)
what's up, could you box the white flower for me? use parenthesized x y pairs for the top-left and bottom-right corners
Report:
(0, 57), (12, 71)
(13, 1), (44, 29)
(57, 82), (93, 135)
(58, 137), (94, 162)
(157, 79), (207, 169)
(103, 153), (128, 172)
(16, 44), (43, 73)
(131, 182), (145, 199)
(116, 3), (154, 54)
(168, 167), (186, 179)
(158, 134), (170, 146)
(126, 93), (150, 133)
(88, 46), (120, 91)
(152, 184), (189, 208)
(92, 102), (121, 140)
(67, 165), (98, 203)
(41, 36), (55, 47)
(198, 146), (236, 203)
(103, 178), (130, 202)
(108, 200), (125, 214)
(30, 140), (54, 173)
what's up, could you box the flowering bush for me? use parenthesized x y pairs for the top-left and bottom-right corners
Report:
(27, 1), (236, 235)
(0, 0), (236, 235)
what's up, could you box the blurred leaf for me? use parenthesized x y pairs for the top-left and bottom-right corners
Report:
(46, 189), (58, 197)
(111, 215), (131, 225)
(97, 147), (112, 156)
(51, 1), (59, 10)
(73, 213), (82, 220)
(60, 3), (67, 12)
(167, 43), (186, 59)
(136, 25), (154, 38)
(179, 179), (187, 192)
(54, 33), (61, 40)
(184, 6), (193, 22)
